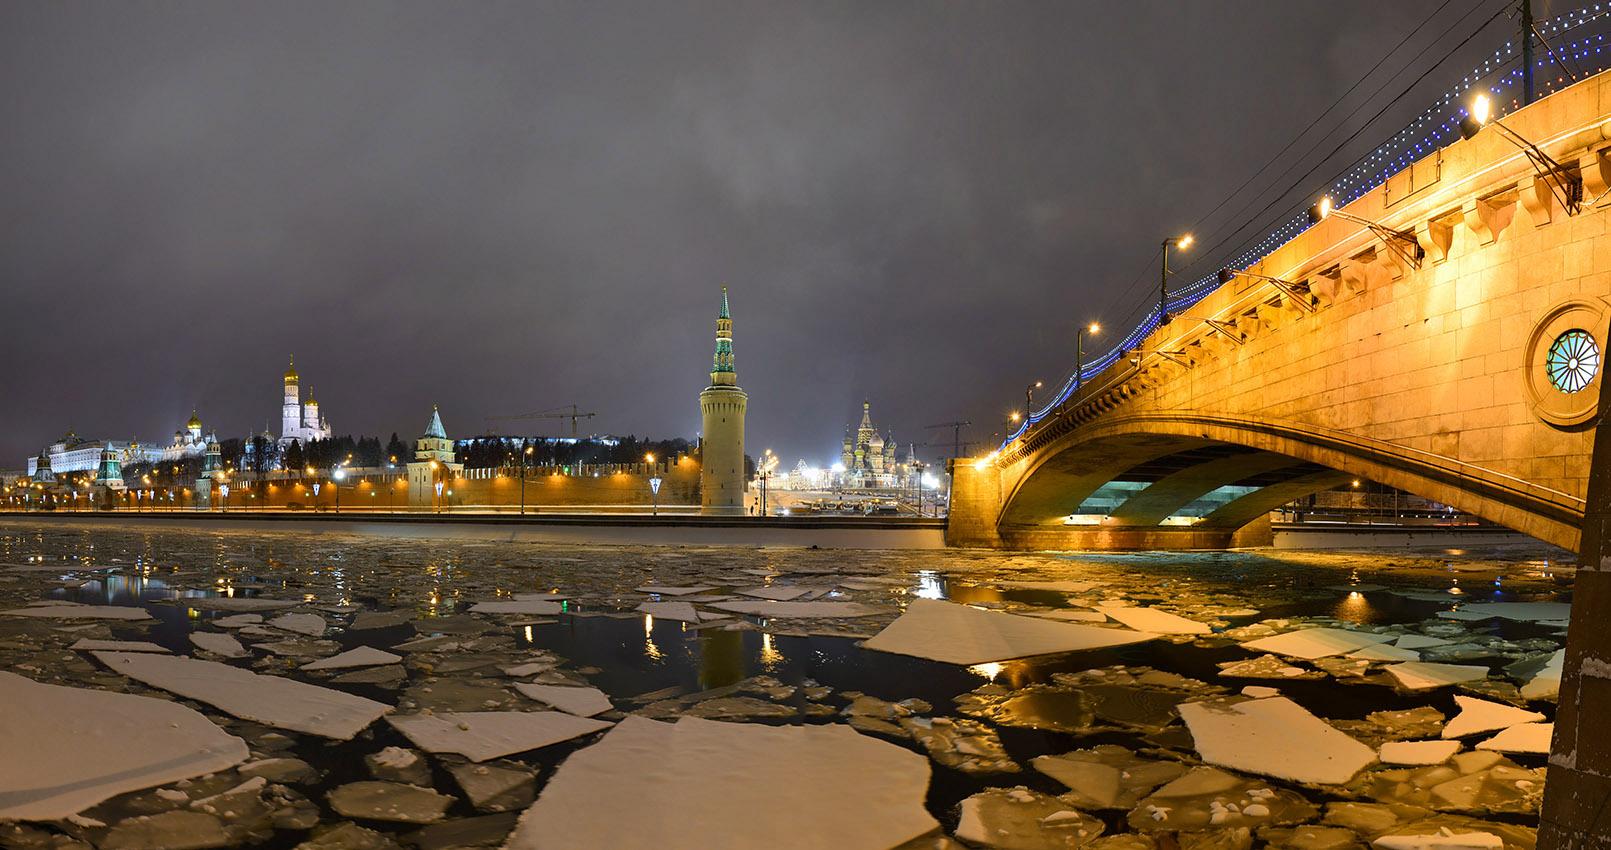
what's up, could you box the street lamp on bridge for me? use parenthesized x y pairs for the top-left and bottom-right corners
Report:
(1024, 380), (1042, 415)
(1076, 323), (1100, 391)
(1307, 196), (1423, 269)
(1457, 93), (1583, 216)
(1160, 234), (1192, 325)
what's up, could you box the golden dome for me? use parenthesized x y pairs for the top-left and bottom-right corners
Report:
(187, 410), (201, 429)
(284, 357), (299, 383)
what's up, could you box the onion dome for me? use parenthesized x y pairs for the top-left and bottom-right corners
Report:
(284, 357), (299, 383)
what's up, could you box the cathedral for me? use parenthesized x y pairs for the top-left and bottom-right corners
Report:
(158, 411), (209, 463)
(839, 402), (901, 489)
(280, 358), (332, 447)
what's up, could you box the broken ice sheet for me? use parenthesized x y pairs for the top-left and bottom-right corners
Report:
(1126, 765), (1318, 832)
(1476, 722), (1552, 754)
(1438, 602), (1570, 623)
(301, 646), (403, 670)
(388, 711), (611, 762)
(635, 601), (700, 623)
(990, 579), (1106, 593)
(189, 632), (248, 658)
(513, 683), (612, 717)
(1379, 741), (1461, 765)
(633, 585), (716, 596)
(1, 603), (151, 620)
(1441, 696), (1545, 739)
(736, 585), (813, 601)
(269, 612), (327, 636)
(0, 671), (249, 820)
(1516, 649), (1563, 700)
(1239, 627), (1394, 659)
(327, 780), (454, 824)
(468, 600), (563, 616)
(954, 786), (1105, 848)
(1178, 696), (1376, 785)
(1216, 654), (1324, 680)
(68, 639), (168, 653)
(1092, 605), (1211, 635)
(1385, 662), (1489, 691)
(93, 651), (390, 740)
(863, 598), (1154, 665)
(503, 716), (938, 850)
(708, 600), (881, 618)
(1032, 745), (1187, 809)
(168, 597), (298, 611)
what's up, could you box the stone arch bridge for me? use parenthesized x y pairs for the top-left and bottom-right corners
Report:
(948, 77), (1611, 555)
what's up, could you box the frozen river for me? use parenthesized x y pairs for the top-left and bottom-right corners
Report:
(0, 521), (1574, 849)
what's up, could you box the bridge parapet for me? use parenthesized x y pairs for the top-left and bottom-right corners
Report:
(952, 72), (1611, 551)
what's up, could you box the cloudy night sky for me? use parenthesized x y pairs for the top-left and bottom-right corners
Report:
(0, 1), (1534, 467)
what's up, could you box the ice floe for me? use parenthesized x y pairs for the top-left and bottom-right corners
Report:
(1372, 826), (1505, 849)
(1378, 740), (1461, 765)
(327, 781), (453, 824)
(68, 638), (168, 653)
(189, 632), (248, 658)
(954, 786), (1105, 848)
(1437, 602), (1570, 622)
(1476, 722), (1552, 753)
(863, 599), (1154, 665)
(1441, 696), (1545, 738)
(468, 600), (564, 616)
(388, 711), (611, 761)
(269, 613), (327, 636)
(633, 585), (716, 596)
(634, 601), (700, 623)
(93, 651), (390, 740)
(708, 600), (881, 618)
(1032, 745), (1186, 809)
(512, 683), (612, 717)
(1385, 662), (1489, 691)
(301, 646), (403, 670)
(1, 603), (151, 620)
(1092, 605), (1211, 635)
(1177, 697), (1376, 785)
(503, 716), (938, 850)
(1239, 627), (1394, 659)
(0, 671), (249, 820)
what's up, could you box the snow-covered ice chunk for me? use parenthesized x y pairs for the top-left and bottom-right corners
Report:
(708, 600), (881, 619)
(992, 579), (1105, 593)
(213, 614), (263, 628)
(171, 597), (297, 611)
(327, 781), (453, 824)
(301, 646), (402, 670)
(188, 632), (248, 658)
(1385, 662), (1489, 691)
(635, 601), (700, 623)
(633, 585), (716, 596)
(1438, 602), (1570, 623)
(68, 639), (168, 653)
(468, 600), (563, 616)
(863, 598), (1154, 665)
(1, 603), (150, 620)
(503, 716), (937, 850)
(93, 651), (389, 740)
(1378, 740), (1460, 765)
(1395, 634), (1454, 650)
(1519, 649), (1564, 700)
(1372, 827), (1504, 849)
(0, 671), (249, 819)
(1476, 722), (1552, 753)
(736, 586), (812, 601)
(1441, 696), (1546, 738)
(1239, 627), (1393, 659)
(1093, 605), (1211, 635)
(387, 711), (611, 762)
(1027, 610), (1110, 623)
(514, 683), (612, 717)
(269, 613), (327, 636)
(1349, 644), (1422, 662)
(954, 786), (1105, 847)
(1031, 745), (1185, 809)
(1177, 696), (1376, 785)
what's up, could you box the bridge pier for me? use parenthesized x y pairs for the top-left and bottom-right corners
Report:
(1541, 402), (1611, 849)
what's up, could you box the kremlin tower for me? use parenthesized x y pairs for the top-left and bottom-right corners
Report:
(700, 288), (747, 515)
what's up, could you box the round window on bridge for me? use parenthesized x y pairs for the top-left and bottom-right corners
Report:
(1546, 329), (1600, 394)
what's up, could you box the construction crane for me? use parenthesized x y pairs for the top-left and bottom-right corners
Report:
(924, 421), (975, 459)
(486, 404), (597, 438)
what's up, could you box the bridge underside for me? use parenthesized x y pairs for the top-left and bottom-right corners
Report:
(948, 414), (1585, 551)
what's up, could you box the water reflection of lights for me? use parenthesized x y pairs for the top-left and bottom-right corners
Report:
(644, 614), (654, 635)
(524, 625), (534, 643)
(914, 570), (946, 600)
(967, 662), (1004, 681)
(1335, 590), (1371, 623)
(644, 615), (664, 661)
(759, 632), (783, 670)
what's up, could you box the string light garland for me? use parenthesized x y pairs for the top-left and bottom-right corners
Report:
(1002, 4), (1611, 449)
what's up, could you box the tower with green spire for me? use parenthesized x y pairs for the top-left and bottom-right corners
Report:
(700, 287), (747, 515)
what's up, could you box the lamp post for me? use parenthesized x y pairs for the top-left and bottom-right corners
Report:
(758, 449), (778, 517)
(646, 453), (661, 516)
(1160, 234), (1192, 325)
(1456, 93), (1583, 215)
(333, 468), (345, 513)
(1076, 322), (1100, 391)
(520, 446), (532, 515)
(1307, 196), (1424, 267)
(1024, 380), (1042, 417)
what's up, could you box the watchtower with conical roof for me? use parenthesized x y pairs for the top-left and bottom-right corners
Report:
(699, 287), (747, 515)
